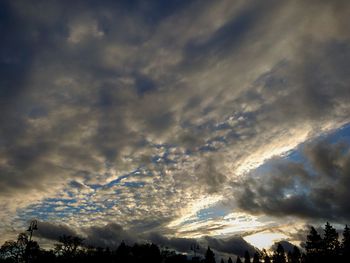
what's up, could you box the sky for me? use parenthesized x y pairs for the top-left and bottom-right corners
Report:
(1, 0), (350, 258)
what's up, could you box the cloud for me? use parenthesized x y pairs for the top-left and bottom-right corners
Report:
(204, 236), (256, 257)
(84, 223), (137, 248)
(33, 220), (257, 258)
(35, 221), (79, 241)
(194, 156), (227, 194)
(147, 233), (257, 257)
(271, 240), (296, 253)
(1, 0), (350, 246)
(146, 233), (197, 253)
(234, 139), (350, 222)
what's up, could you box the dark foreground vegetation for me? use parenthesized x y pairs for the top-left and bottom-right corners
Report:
(0, 222), (349, 263)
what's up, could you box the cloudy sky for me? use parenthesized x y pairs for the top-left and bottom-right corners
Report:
(1, 0), (350, 257)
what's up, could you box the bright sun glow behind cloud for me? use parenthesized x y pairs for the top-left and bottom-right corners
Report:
(244, 232), (288, 250)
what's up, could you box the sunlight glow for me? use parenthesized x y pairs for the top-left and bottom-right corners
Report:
(243, 232), (288, 250)
(167, 195), (223, 230)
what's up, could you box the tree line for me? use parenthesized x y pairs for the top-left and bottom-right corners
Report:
(0, 222), (349, 263)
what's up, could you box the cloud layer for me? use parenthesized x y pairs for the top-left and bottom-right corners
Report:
(235, 139), (350, 222)
(0, 0), (350, 251)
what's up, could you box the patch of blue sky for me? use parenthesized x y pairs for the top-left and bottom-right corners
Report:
(87, 167), (152, 190)
(103, 173), (134, 188)
(198, 145), (217, 153)
(45, 198), (77, 205)
(122, 182), (145, 188)
(215, 122), (232, 131)
(17, 202), (75, 222)
(252, 122), (350, 189)
(325, 123), (350, 144)
(197, 135), (228, 152)
(180, 204), (230, 226)
(196, 205), (229, 221)
(285, 123), (350, 167)
(102, 201), (116, 210)
(149, 143), (185, 167)
(196, 121), (215, 132)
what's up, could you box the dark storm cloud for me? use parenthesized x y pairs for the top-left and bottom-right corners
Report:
(35, 221), (78, 240)
(146, 233), (197, 253)
(35, 222), (135, 247)
(34, 221), (256, 257)
(147, 233), (257, 257)
(234, 140), (350, 221)
(84, 223), (137, 248)
(87, 229), (257, 257)
(204, 236), (256, 257)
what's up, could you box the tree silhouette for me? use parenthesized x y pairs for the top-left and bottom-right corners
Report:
(306, 226), (322, 263)
(244, 251), (250, 263)
(116, 240), (129, 262)
(0, 240), (22, 263)
(204, 246), (216, 263)
(290, 246), (301, 263)
(342, 225), (350, 261)
(263, 255), (270, 263)
(228, 257), (233, 263)
(323, 222), (340, 259)
(272, 244), (286, 263)
(54, 235), (84, 258)
(1, 221), (350, 263)
(252, 252), (260, 263)
(25, 240), (40, 263)
(260, 249), (270, 263)
(0, 233), (30, 263)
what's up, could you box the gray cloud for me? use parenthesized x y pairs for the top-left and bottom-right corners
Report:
(234, 139), (350, 221)
(195, 156), (227, 194)
(146, 233), (197, 253)
(204, 236), (256, 257)
(147, 233), (257, 257)
(33, 220), (257, 258)
(84, 223), (137, 248)
(35, 221), (78, 241)
(271, 240), (296, 253)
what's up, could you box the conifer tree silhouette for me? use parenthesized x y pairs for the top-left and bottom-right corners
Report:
(323, 222), (340, 258)
(252, 252), (260, 263)
(290, 246), (301, 263)
(306, 226), (323, 263)
(204, 246), (216, 263)
(342, 225), (350, 261)
(272, 244), (286, 263)
(263, 255), (271, 263)
(244, 251), (250, 263)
